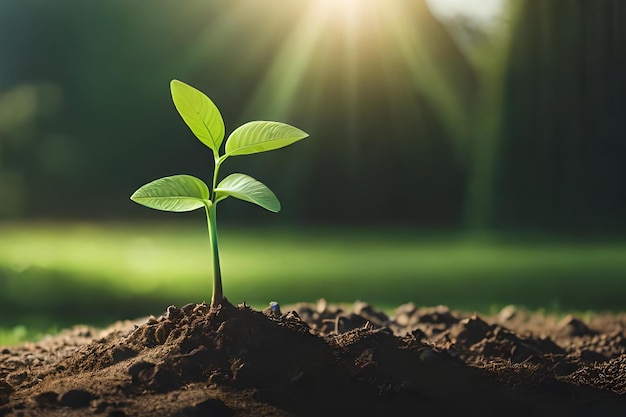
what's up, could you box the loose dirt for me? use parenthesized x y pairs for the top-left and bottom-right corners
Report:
(1, 299), (625, 416)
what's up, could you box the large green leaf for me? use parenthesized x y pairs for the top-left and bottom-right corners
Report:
(215, 173), (280, 212)
(130, 175), (210, 212)
(170, 79), (225, 153)
(225, 121), (309, 156)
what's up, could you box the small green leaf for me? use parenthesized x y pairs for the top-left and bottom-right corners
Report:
(130, 175), (210, 212)
(170, 79), (225, 153)
(215, 173), (280, 212)
(225, 121), (309, 156)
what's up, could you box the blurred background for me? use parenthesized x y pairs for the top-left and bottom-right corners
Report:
(1, 0), (625, 343)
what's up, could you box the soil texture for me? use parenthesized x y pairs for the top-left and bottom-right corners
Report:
(1, 299), (626, 416)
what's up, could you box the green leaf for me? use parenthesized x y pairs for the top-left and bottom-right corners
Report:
(130, 175), (210, 212)
(170, 79), (225, 153)
(215, 173), (280, 212)
(225, 121), (309, 156)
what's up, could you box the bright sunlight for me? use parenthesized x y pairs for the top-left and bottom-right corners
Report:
(226, 0), (472, 144)
(183, 0), (479, 133)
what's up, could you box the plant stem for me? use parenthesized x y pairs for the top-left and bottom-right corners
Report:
(212, 156), (225, 197)
(206, 203), (223, 307)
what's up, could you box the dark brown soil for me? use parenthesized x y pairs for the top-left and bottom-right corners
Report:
(1, 299), (625, 417)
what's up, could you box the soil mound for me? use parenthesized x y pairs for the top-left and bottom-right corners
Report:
(1, 300), (625, 416)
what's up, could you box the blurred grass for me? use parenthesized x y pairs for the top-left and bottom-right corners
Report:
(1, 221), (626, 344)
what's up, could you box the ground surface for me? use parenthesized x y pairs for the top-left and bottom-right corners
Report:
(1, 300), (625, 417)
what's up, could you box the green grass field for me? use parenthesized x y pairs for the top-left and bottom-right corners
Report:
(1, 221), (625, 344)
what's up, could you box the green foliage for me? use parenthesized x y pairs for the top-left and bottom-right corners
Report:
(130, 175), (209, 212)
(130, 80), (309, 306)
(215, 173), (280, 213)
(225, 121), (309, 156)
(170, 79), (225, 154)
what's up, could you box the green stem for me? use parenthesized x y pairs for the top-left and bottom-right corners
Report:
(205, 203), (223, 307)
(211, 155), (225, 201)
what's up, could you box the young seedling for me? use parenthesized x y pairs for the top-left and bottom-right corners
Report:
(130, 80), (309, 307)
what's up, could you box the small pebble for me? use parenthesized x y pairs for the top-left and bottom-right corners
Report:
(263, 301), (282, 317)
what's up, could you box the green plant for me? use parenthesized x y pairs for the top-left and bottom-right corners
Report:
(130, 80), (309, 307)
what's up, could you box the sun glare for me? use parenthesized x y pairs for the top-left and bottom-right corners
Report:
(316, 0), (368, 20)
(242, 0), (387, 119)
(191, 0), (472, 148)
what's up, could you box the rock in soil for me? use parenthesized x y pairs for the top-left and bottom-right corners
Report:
(1, 300), (625, 416)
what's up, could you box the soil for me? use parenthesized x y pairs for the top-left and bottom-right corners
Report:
(1, 299), (625, 417)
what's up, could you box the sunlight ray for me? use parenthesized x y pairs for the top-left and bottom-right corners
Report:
(382, 4), (469, 145)
(243, 3), (330, 120)
(182, 0), (477, 156)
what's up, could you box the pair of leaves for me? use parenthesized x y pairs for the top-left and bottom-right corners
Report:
(131, 173), (280, 213)
(170, 79), (308, 157)
(131, 80), (308, 214)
